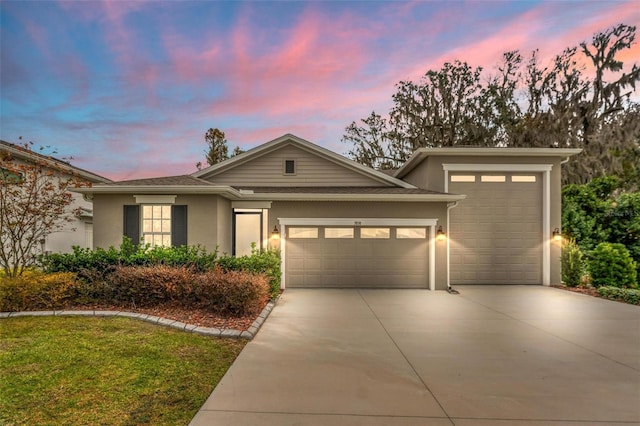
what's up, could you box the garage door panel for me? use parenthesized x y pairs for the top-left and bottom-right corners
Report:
(450, 173), (542, 285)
(286, 226), (428, 288)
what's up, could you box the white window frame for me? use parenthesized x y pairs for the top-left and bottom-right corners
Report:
(142, 204), (172, 247)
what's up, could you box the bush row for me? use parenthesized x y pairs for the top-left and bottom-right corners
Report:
(44, 238), (218, 274)
(562, 241), (638, 289)
(597, 286), (640, 305)
(43, 238), (281, 298)
(0, 266), (270, 316)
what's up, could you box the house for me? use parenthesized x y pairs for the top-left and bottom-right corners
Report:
(74, 134), (581, 290)
(0, 140), (112, 254)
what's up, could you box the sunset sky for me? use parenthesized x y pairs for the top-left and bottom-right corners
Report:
(1, 0), (638, 181)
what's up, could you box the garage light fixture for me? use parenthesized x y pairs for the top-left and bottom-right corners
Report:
(271, 225), (280, 240)
(436, 226), (446, 241)
(552, 228), (562, 242)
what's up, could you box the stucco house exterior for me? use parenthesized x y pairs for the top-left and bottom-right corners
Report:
(0, 140), (112, 254)
(75, 134), (581, 290)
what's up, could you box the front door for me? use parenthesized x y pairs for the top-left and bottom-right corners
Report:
(233, 209), (263, 256)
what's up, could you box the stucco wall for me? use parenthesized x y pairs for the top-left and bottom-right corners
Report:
(92, 194), (228, 254)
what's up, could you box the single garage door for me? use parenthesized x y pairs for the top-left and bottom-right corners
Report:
(286, 226), (429, 288)
(449, 173), (542, 285)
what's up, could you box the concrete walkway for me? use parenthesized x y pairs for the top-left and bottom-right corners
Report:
(190, 286), (640, 425)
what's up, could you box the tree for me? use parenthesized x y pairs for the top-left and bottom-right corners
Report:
(202, 128), (229, 168)
(343, 24), (640, 184)
(196, 128), (244, 170)
(0, 142), (87, 277)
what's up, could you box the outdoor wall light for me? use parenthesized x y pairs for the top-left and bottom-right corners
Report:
(436, 226), (446, 241)
(552, 228), (562, 242)
(271, 225), (280, 240)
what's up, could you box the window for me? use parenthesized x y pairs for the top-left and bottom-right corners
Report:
(289, 227), (318, 238)
(142, 205), (171, 247)
(450, 175), (476, 183)
(0, 167), (23, 183)
(396, 228), (426, 239)
(284, 159), (296, 175)
(325, 228), (354, 239)
(481, 175), (506, 182)
(511, 175), (537, 183)
(360, 228), (390, 239)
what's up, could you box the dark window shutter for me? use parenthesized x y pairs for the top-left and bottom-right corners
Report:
(172, 205), (188, 247)
(123, 205), (140, 245)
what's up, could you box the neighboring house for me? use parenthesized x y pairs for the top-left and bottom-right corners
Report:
(74, 134), (580, 290)
(0, 140), (112, 254)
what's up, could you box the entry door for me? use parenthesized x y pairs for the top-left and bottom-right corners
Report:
(233, 210), (263, 256)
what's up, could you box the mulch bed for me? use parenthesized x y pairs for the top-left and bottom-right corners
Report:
(65, 302), (267, 331)
(551, 284), (601, 298)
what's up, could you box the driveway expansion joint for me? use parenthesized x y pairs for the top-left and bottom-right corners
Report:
(1, 298), (278, 340)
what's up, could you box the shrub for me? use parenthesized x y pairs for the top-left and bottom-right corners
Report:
(216, 249), (281, 298)
(0, 271), (78, 311)
(597, 286), (640, 305)
(105, 265), (196, 307)
(79, 265), (268, 316)
(43, 238), (218, 276)
(588, 243), (638, 288)
(194, 267), (269, 317)
(605, 192), (640, 277)
(561, 238), (585, 287)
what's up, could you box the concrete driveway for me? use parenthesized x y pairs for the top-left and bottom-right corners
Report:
(190, 286), (640, 425)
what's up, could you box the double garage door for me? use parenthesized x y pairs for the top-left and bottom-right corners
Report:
(449, 172), (543, 285)
(285, 226), (429, 288)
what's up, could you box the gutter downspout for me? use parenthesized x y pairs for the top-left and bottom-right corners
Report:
(446, 201), (460, 294)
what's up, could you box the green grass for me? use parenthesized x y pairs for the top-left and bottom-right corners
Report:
(0, 317), (246, 426)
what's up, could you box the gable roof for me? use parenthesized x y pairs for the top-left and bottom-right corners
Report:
(394, 147), (583, 179)
(0, 140), (112, 183)
(192, 133), (416, 189)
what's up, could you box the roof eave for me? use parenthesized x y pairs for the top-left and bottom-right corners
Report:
(239, 193), (466, 202)
(394, 148), (584, 179)
(71, 185), (243, 199)
(1, 141), (112, 183)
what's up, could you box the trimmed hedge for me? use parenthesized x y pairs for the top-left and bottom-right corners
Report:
(0, 266), (270, 317)
(216, 250), (281, 298)
(44, 238), (218, 275)
(194, 268), (269, 316)
(0, 271), (78, 311)
(43, 238), (281, 299)
(597, 286), (640, 305)
(101, 265), (269, 316)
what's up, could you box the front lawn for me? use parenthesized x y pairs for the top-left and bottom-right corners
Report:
(0, 316), (246, 426)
